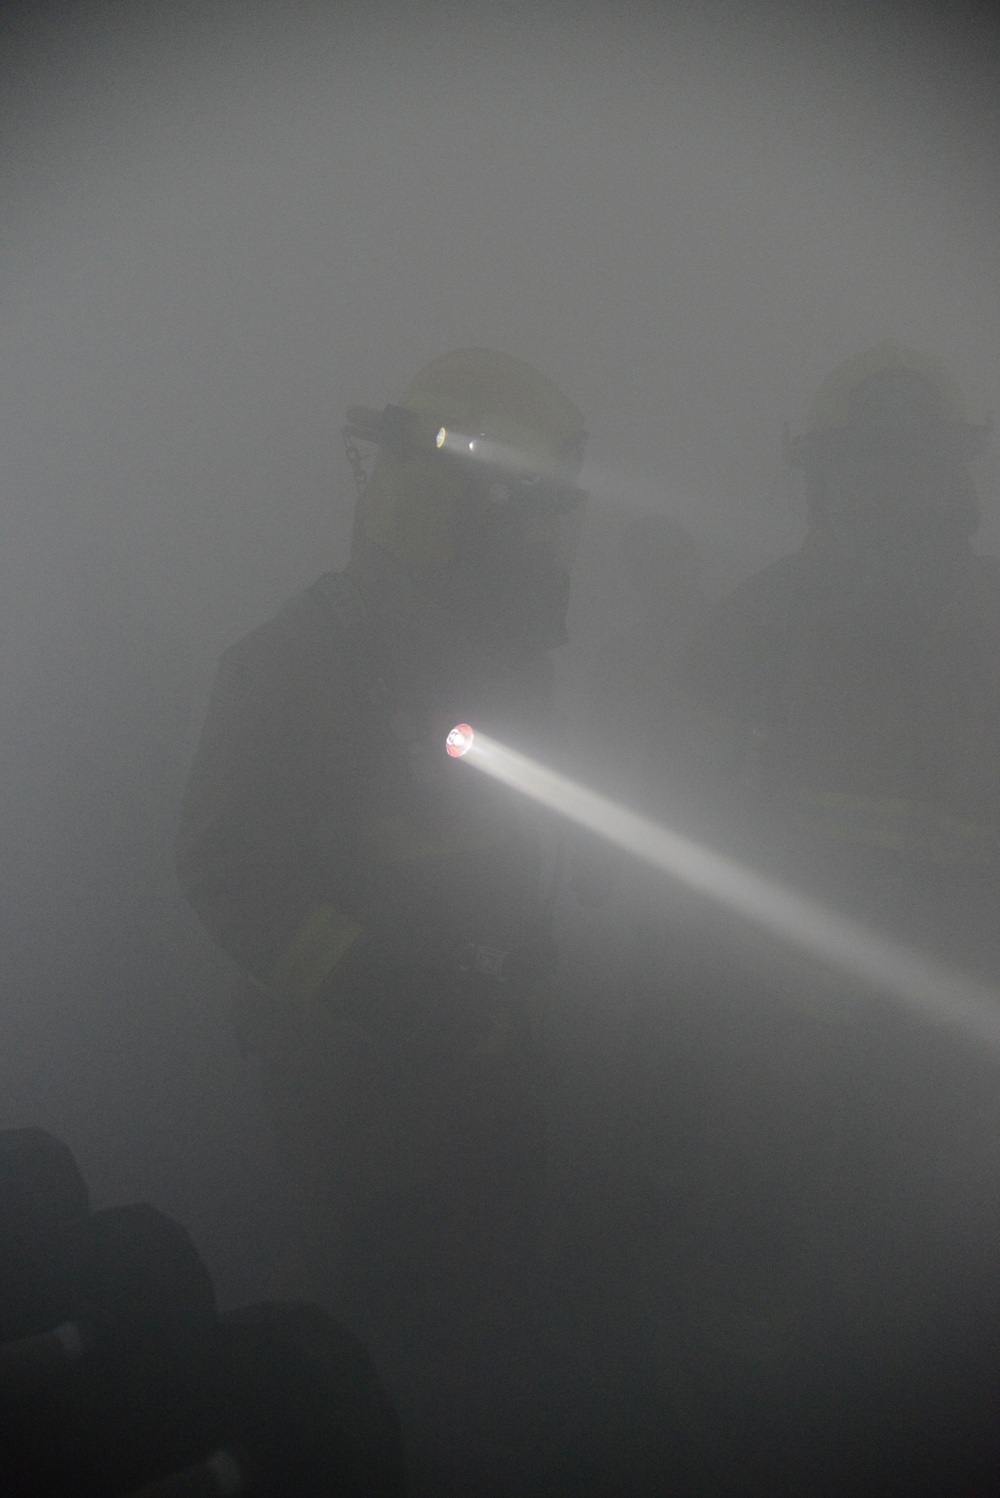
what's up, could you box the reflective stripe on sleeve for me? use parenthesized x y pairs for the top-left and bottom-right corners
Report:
(264, 904), (364, 1006)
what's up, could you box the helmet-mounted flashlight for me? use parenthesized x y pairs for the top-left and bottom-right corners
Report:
(345, 405), (585, 499)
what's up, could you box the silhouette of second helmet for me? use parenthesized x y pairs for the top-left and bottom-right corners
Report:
(786, 340), (990, 538)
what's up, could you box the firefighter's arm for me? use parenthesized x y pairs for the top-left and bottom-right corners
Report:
(175, 630), (365, 1013)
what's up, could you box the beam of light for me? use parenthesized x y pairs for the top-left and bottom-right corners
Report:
(450, 725), (1000, 1050)
(435, 425), (583, 492)
(436, 426), (535, 473)
(577, 460), (696, 515)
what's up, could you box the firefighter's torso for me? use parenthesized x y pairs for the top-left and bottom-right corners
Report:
(356, 677), (545, 972)
(298, 571), (550, 975)
(683, 550), (1000, 879)
(763, 553), (1000, 870)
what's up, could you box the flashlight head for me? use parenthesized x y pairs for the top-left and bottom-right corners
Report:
(446, 723), (475, 758)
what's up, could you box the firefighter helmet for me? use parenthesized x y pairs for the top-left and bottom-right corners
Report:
(345, 348), (587, 570)
(344, 349), (588, 651)
(788, 340), (990, 471)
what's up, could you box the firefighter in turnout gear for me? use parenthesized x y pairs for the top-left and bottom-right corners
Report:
(666, 342), (1000, 1110)
(175, 350), (586, 1377)
(679, 340), (998, 919)
(636, 345), (1000, 1483)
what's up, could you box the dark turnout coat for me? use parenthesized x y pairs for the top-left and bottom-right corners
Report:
(176, 565), (554, 1002)
(677, 544), (1000, 870)
(176, 561), (558, 1208)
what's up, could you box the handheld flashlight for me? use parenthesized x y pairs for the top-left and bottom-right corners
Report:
(446, 724), (475, 759)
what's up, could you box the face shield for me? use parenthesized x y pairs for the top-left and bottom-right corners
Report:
(443, 449), (587, 654)
(824, 446), (975, 534)
(346, 402), (587, 652)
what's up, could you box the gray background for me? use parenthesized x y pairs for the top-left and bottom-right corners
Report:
(1, 0), (997, 1304)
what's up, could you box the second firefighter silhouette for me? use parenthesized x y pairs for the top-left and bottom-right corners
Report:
(679, 339), (998, 935)
(176, 349), (587, 1338)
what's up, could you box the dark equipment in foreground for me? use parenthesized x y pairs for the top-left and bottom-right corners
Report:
(0, 1127), (404, 1497)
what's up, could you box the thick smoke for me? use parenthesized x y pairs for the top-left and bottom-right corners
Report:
(1, 0), (998, 1483)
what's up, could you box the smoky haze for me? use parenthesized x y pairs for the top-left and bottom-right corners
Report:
(2, 0), (999, 1483)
